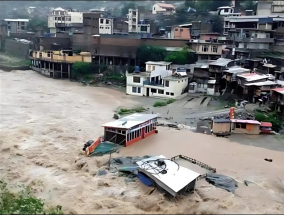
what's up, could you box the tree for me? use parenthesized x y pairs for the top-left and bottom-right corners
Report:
(164, 46), (194, 65)
(120, 2), (136, 16)
(242, 1), (258, 11)
(26, 15), (47, 31)
(184, 0), (195, 9)
(194, 0), (232, 12)
(137, 45), (166, 66)
(71, 62), (92, 79)
(211, 14), (224, 34)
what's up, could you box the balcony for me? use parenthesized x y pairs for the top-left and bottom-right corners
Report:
(55, 23), (66, 28)
(70, 23), (83, 28)
(143, 80), (163, 87)
(230, 37), (275, 43)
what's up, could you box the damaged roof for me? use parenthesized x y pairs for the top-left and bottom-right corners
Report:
(230, 119), (261, 125)
(102, 113), (158, 129)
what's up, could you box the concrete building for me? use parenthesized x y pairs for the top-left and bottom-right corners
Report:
(48, 7), (83, 34)
(99, 18), (113, 34)
(4, 19), (29, 34)
(271, 87), (284, 115)
(126, 61), (188, 99)
(152, 3), (175, 15)
(127, 8), (151, 34)
(30, 50), (91, 79)
(190, 21), (213, 39)
(217, 6), (241, 17)
(257, 0), (284, 16)
(173, 26), (191, 39)
(83, 13), (100, 35)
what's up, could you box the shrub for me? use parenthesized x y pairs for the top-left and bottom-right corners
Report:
(117, 107), (146, 115)
(255, 111), (283, 132)
(0, 180), (63, 214)
(166, 98), (176, 104)
(153, 101), (167, 107)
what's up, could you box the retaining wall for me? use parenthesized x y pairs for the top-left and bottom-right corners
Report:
(4, 39), (30, 59)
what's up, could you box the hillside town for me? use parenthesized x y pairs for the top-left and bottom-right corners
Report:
(0, 1), (284, 214)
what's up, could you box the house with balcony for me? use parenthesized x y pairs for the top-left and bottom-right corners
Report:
(127, 8), (151, 34)
(48, 7), (83, 34)
(30, 50), (91, 79)
(188, 35), (225, 61)
(152, 3), (175, 15)
(126, 61), (188, 99)
(4, 19), (29, 34)
(99, 18), (113, 34)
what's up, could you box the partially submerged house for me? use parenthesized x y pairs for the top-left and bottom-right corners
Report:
(230, 119), (261, 135)
(101, 113), (158, 147)
(126, 61), (189, 99)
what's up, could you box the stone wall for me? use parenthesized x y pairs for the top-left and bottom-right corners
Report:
(4, 39), (30, 59)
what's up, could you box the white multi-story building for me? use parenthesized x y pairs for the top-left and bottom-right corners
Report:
(152, 3), (175, 15)
(48, 7), (83, 34)
(127, 9), (150, 34)
(99, 18), (113, 34)
(126, 61), (189, 99)
(257, 0), (284, 16)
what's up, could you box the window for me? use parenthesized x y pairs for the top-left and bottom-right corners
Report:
(141, 26), (147, 31)
(158, 89), (164, 94)
(241, 124), (246, 129)
(55, 17), (57, 20)
(61, 17), (65, 21)
(175, 29), (178, 31)
(224, 8), (229, 12)
(152, 66), (155, 70)
(138, 87), (141, 93)
(202, 45), (209, 52)
(132, 87), (137, 93)
(154, 7), (155, 10)
(244, 43), (248, 48)
(21, 22), (25, 25)
(47, 52), (50, 57)
(170, 93), (174, 96)
(60, 11), (64, 15)
(100, 19), (103, 24)
(211, 46), (218, 53)
(165, 80), (169, 87)
(58, 17), (61, 21)
(208, 84), (214, 89)
(21, 26), (25, 30)
(133, 76), (140, 83)
(151, 88), (157, 93)
(166, 92), (169, 95)
(7, 26), (11, 30)
(180, 29), (183, 32)
(7, 22), (10, 24)
(106, 19), (109, 24)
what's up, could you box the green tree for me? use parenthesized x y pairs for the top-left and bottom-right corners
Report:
(26, 15), (47, 31)
(120, 2), (136, 16)
(242, 1), (258, 11)
(71, 61), (92, 79)
(211, 14), (224, 34)
(137, 45), (166, 66)
(194, 0), (232, 11)
(184, 0), (195, 9)
(164, 46), (193, 65)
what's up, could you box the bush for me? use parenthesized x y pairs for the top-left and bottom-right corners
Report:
(117, 107), (146, 115)
(153, 101), (167, 107)
(255, 111), (283, 132)
(0, 180), (63, 214)
(166, 98), (176, 104)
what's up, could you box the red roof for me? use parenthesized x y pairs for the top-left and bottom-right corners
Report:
(272, 87), (284, 92)
(230, 119), (261, 125)
(260, 122), (272, 127)
(157, 3), (175, 9)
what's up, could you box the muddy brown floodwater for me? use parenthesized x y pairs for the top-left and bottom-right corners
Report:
(1, 70), (284, 214)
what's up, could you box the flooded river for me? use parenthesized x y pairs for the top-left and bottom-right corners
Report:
(0, 70), (284, 214)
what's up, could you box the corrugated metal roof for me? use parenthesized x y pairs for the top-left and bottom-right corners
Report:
(272, 87), (284, 95)
(230, 119), (261, 125)
(157, 3), (175, 9)
(260, 122), (272, 127)
(224, 66), (250, 74)
(146, 61), (172, 66)
(102, 113), (158, 129)
(213, 119), (231, 123)
(209, 58), (233, 66)
(245, 81), (277, 86)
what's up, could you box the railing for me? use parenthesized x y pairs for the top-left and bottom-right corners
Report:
(143, 80), (163, 87)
